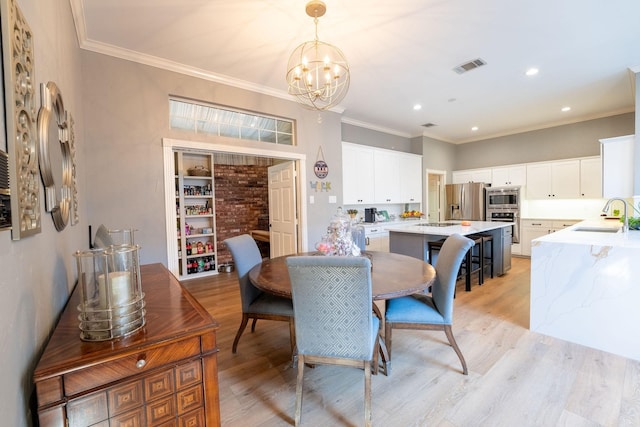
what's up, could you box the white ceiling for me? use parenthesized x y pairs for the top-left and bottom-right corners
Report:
(71, 0), (640, 143)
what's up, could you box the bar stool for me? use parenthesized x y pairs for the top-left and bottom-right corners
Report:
(476, 233), (494, 280)
(467, 233), (493, 284)
(428, 235), (482, 291)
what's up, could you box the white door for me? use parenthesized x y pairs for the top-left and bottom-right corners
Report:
(268, 161), (297, 258)
(427, 173), (443, 222)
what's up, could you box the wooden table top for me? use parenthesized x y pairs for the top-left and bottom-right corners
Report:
(34, 263), (219, 381)
(249, 251), (436, 300)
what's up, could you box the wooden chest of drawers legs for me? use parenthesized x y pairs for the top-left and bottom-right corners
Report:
(33, 264), (221, 427)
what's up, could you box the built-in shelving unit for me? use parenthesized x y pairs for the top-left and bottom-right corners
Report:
(174, 151), (218, 279)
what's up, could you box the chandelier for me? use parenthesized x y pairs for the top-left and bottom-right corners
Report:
(286, 0), (350, 111)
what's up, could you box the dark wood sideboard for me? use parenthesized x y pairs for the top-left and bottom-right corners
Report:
(33, 263), (221, 427)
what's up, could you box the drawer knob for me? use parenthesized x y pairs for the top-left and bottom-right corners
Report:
(136, 359), (147, 369)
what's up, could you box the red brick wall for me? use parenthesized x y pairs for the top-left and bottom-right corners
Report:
(214, 164), (269, 264)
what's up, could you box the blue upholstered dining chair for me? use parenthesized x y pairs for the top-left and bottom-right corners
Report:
(385, 233), (474, 374)
(224, 234), (295, 354)
(286, 255), (380, 427)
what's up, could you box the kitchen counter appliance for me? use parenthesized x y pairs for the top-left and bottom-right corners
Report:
(486, 186), (521, 243)
(445, 182), (488, 221)
(364, 207), (377, 223)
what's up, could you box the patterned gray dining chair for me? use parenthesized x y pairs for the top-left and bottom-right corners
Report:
(385, 233), (474, 374)
(286, 255), (380, 427)
(224, 234), (295, 354)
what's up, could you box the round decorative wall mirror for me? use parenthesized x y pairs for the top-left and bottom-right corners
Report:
(37, 81), (71, 231)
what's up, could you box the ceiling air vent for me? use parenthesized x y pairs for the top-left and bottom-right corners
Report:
(421, 122), (436, 128)
(453, 58), (487, 74)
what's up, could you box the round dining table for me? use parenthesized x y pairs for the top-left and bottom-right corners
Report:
(248, 251), (436, 300)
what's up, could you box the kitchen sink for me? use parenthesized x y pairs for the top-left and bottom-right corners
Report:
(417, 222), (459, 227)
(572, 226), (621, 233)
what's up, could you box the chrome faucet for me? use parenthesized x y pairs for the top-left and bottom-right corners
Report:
(602, 198), (628, 233)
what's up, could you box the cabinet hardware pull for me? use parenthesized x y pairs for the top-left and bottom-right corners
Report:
(136, 359), (147, 369)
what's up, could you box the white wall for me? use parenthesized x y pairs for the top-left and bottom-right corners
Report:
(0, 0), (86, 425)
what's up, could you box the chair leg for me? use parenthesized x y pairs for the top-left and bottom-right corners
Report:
(372, 336), (380, 375)
(377, 335), (389, 376)
(444, 325), (468, 375)
(250, 317), (258, 332)
(232, 314), (250, 354)
(364, 361), (372, 427)
(295, 354), (305, 426)
(289, 319), (296, 351)
(465, 250), (472, 291)
(384, 322), (393, 374)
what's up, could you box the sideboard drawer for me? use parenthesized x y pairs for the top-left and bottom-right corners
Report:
(67, 391), (108, 426)
(64, 336), (201, 396)
(108, 379), (144, 416)
(110, 406), (146, 427)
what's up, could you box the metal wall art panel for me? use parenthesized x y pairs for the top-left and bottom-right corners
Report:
(1, 0), (41, 239)
(37, 81), (72, 231)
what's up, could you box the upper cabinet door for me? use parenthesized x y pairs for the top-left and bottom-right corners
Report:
(579, 157), (602, 198)
(342, 143), (375, 204)
(551, 160), (580, 198)
(374, 150), (401, 203)
(491, 165), (526, 187)
(526, 160), (580, 199)
(600, 135), (634, 198)
(399, 154), (422, 203)
(452, 168), (492, 184)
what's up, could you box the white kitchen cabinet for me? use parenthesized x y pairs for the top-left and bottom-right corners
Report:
(526, 160), (580, 199)
(374, 150), (401, 203)
(491, 165), (526, 187)
(364, 225), (389, 252)
(521, 219), (580, 256)
(343, 142), (422, 205)
(600, 134), (634, 198)
(399, 153), (422, 203)
(452, 168), (492, 184)
(550, 220), (580, 232)
(579, 157), (602, 198)
(521, 219), (553, 256)
(342, 143), (375, 204)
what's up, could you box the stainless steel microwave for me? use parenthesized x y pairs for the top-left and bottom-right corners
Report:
(486, 186), (520, 210)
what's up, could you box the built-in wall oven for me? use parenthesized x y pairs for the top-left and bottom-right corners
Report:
(486, 186), (520, 244)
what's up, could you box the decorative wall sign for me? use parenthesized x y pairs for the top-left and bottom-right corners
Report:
(1, 0), (41, 239)
(37, 81), (72, 231)
(313, 146), (328, 179)
(309, 181), (331, 192)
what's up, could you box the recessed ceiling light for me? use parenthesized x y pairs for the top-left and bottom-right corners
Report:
(413, 104), (422, 111)
(561, 106), (571, 112)
(471, 126), (479, 131)
(526, 68), (539, 76)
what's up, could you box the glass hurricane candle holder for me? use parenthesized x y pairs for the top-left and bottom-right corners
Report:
(74, 244), (145, 341)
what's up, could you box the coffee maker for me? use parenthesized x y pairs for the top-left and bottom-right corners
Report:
(364, 208), (377, 223)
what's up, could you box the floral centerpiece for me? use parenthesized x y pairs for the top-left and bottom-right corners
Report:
(316, 208), (361, 256)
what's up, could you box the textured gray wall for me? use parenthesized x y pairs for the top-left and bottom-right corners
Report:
(341, 123), (413, 152)
(81, 51), (347, 263)
(1, 0), (87, 425)
(453, 113), (634, 170)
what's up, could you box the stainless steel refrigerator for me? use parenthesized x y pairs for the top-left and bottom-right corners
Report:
(445, 183), (487, 220)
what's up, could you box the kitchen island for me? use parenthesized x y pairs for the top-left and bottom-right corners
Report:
(385, 220), (514, 276)
(530, 219), (640, 361)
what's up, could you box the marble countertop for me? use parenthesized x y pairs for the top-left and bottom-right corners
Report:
(534, 219), (640, 248)
(384, 220), (513, 236)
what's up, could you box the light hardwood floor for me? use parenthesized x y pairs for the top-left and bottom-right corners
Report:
(182, 257), (640, 427)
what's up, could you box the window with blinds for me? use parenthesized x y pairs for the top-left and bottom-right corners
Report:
(169, 99), (295, 146)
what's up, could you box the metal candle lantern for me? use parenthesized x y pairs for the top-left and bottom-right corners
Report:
(74, 244), (145, 341)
